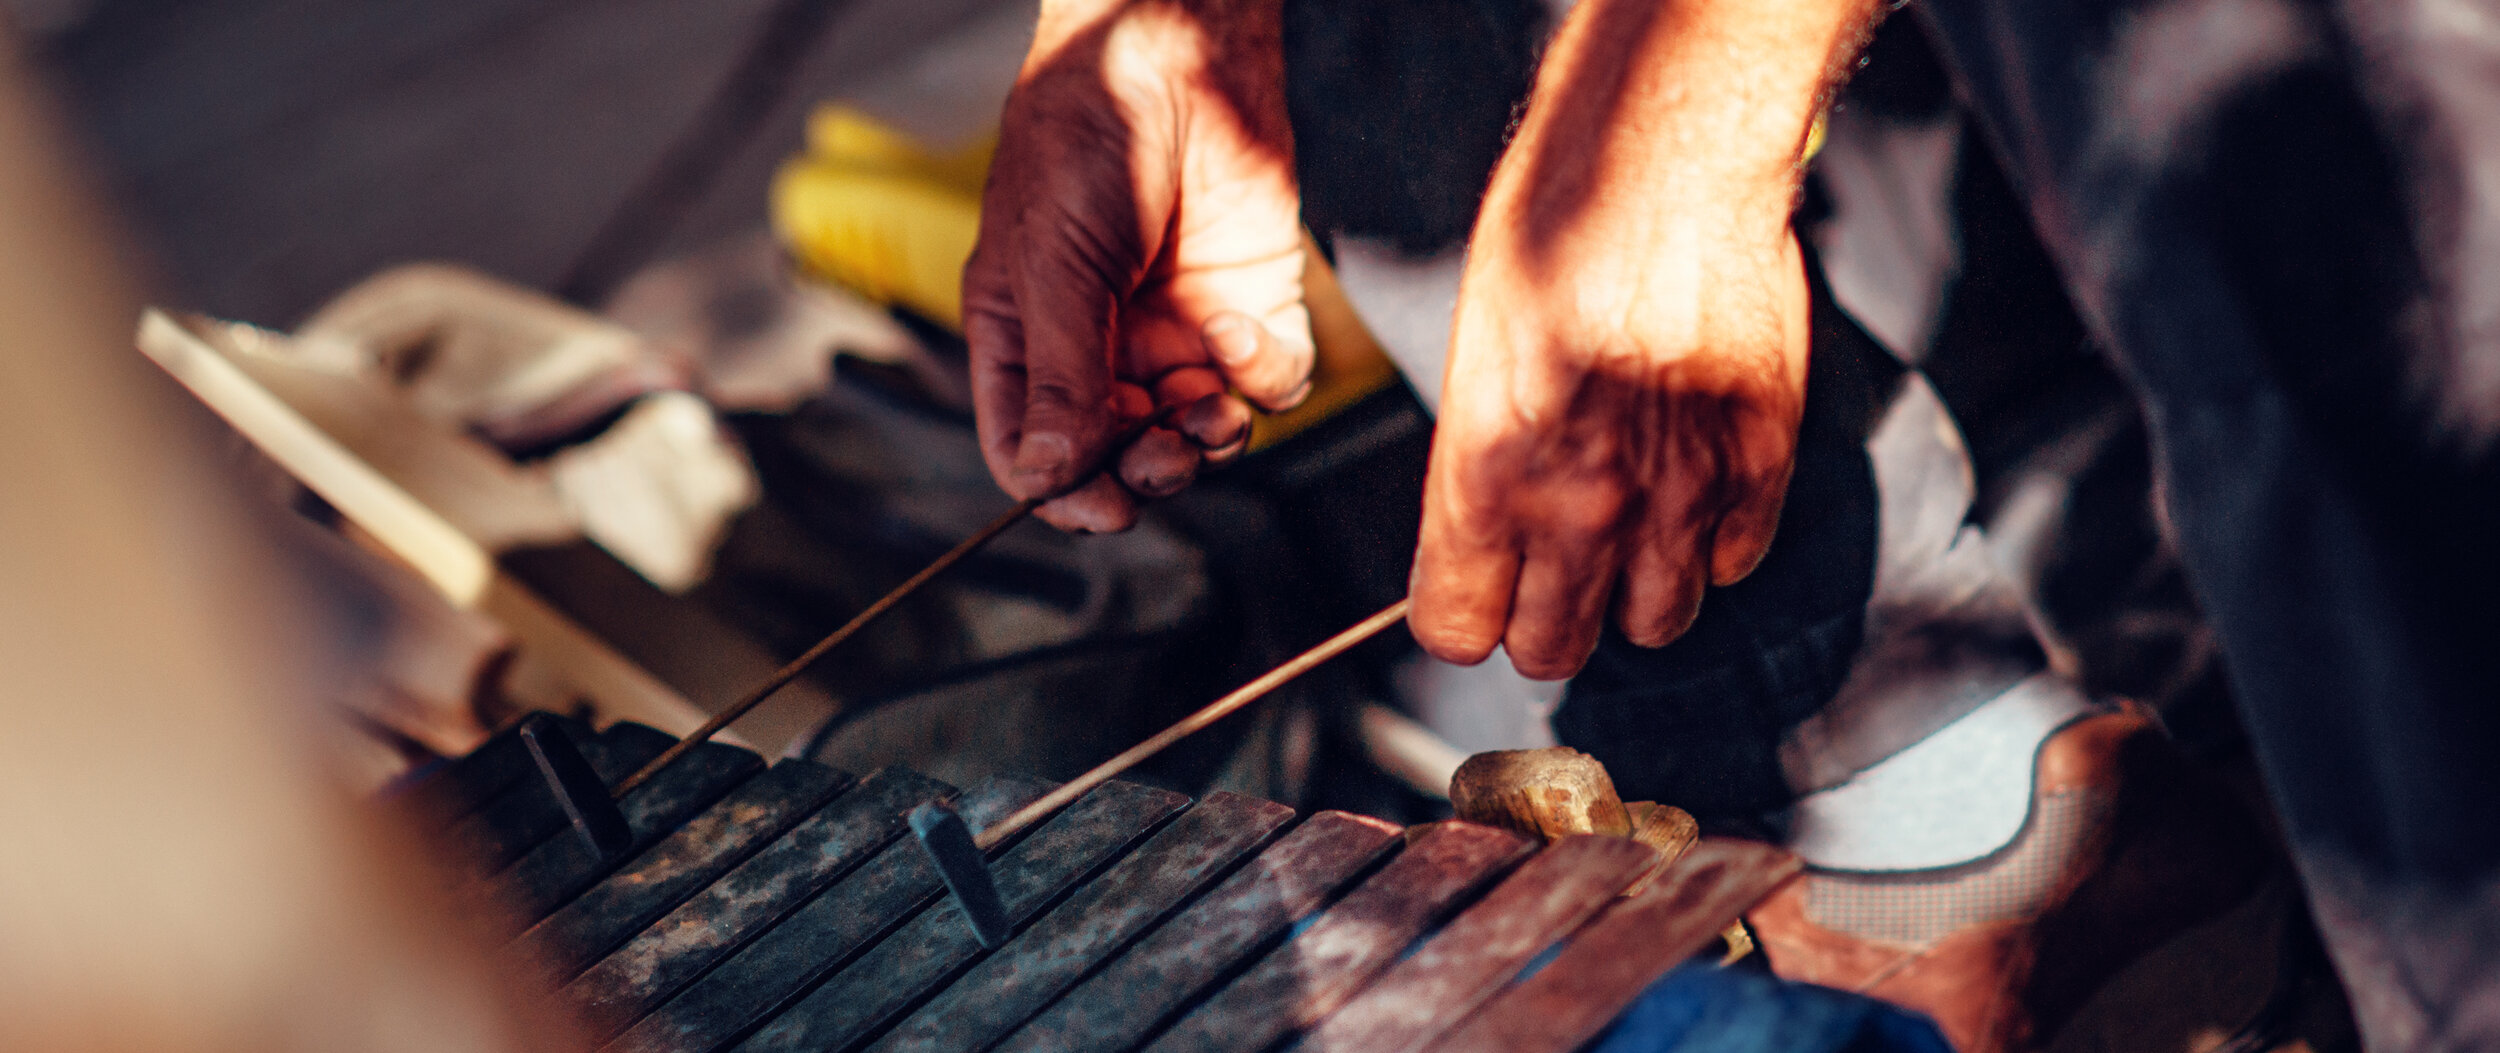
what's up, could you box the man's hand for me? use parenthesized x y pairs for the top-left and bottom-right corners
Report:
(1409, 0), (1876, 680)
(965, 0), (1314, 532)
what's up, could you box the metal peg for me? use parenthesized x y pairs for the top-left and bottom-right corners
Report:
(910, 799), (1012, 949)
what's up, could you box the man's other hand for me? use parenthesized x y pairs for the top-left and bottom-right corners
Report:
(965, 0), (1313, 532)
(1410, 0), (1848, 681)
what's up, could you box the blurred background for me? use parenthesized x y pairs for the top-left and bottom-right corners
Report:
(0, 1), (2342, 1048)
(7, 0), (1032, 322)
(0, 0), (1478, 818)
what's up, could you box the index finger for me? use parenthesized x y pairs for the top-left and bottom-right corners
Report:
(966, 238), (1036, 497)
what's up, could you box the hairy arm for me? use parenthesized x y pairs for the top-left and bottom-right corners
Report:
(1411, 0), (1882, 678)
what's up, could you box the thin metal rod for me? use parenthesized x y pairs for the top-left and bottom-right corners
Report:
(972, 598), (1412, 851)
(613, 407), (1178, 798)
(613, 496), (1038, 797)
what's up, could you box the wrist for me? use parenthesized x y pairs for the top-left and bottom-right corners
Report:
(1496, 0), (1875, 239)
(1032, 0), (1282, 58)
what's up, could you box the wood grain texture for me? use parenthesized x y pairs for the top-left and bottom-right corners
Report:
(1447, 748), (1631, 841)
(1289, 834), (1658, 1053)
(992, 811), (1403, 1053)
(514, 759), (851, 979)
(728, 780), (1189, 1053)
(1140, 821), (1534, 1053)
(1424, 839), (1800, 1053)
(1623, 801), (1700, 897)
(867, 792), (1296, 1053)
(595, 775), (1050, 1053)
(497, 741), (762, 924)
(572, 768), (980, 1045)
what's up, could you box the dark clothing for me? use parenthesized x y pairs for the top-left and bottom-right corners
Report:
(1291, 0), (2500, 1038)
(1913, 0), (2500, 1044)
(1558, 275), (1891, 823)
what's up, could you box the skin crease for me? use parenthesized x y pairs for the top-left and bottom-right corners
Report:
(964, 0), (1315, 533)
(969, 0), (1880, 675)
(1416, 0), (1880, 679)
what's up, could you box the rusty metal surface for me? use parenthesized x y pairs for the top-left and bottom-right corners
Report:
(1426, 839), (1801, 1053)
(870, 792), (1296, 1053)
(496, 741), (763, 924)
(1289, 834), (1659, 1053)
(513, 759), (851, 977)
(1140, 821), (1535, 1053)
(595, 774), (1047, 1053)
(570, 767), (962, 1044)
(728, 780), (1189, 1053)
(452, 721), (675, 870)
(992, 810), (1404, 1053)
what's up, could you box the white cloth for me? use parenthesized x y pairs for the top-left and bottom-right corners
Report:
(1786, 673), (2102, 871)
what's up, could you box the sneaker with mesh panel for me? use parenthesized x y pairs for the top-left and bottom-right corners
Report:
(1746, 702), (2270, 1052)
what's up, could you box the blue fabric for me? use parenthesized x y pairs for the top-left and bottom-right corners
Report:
(1586, 964), (1954, 1053)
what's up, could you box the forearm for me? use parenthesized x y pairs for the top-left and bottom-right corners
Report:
(1501, 0), (1883, 240)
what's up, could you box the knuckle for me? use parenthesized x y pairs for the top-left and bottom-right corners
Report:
(1024, 376), (1090, 413)
(1544, 487), (1629, 542)
(1514, 476), (1628, 548)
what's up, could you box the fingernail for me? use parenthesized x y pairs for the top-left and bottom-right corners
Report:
(1183, 394), (1250, 450)
(1014, 431), (1073, 482)
(1139, 468), (1189, 496)
(1211, 417), (1251, 452)
(1204, 314), (1260, 364)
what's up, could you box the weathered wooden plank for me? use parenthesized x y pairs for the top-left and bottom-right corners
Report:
(1140, 821), (1535, 1053)
(451, 721), (675, 869)
(516, 759), (855, 981)
(1424, 840), (1801, 1053)
(570, 768), (970, 1044)
(869, 792), (1296, 1053)
(991, 811), (1404, 1053)
(728, 780), (1190, 1053)
(1289, 834), (1658, 1053)
(493, 740), (767, 927)
(592, 774), (1046, 1052)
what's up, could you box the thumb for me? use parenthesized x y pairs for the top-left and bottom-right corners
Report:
(1201, 307), (1313, 412)
(1152, 66), (1311, 410)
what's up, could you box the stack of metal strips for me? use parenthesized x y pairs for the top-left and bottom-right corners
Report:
(396, 712), (1798, 1053)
